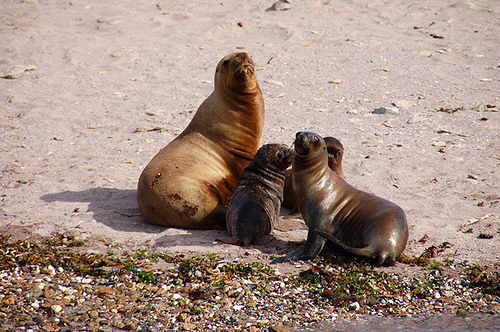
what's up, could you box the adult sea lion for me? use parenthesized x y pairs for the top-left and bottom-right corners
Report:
(137, 52), (265, 229)
(226, 144), (293, 245)
(282, 136), (345, 211)
(275, 132), (408, 265)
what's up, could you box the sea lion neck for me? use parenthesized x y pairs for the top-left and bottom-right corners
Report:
(293, 149), (328, 172)
(292, 153), (329, 182)
(218, 82), (262, 107)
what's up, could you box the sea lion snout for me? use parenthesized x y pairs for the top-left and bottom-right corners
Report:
(233, 52), (255, 72)
(281, 147), (293, 169)
(294, 132), (308, 153)
(252, 144), (293, 172)
(273, 144), (293, 170)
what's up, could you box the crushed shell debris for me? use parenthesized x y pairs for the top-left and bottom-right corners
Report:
(0, 234), (498, 331)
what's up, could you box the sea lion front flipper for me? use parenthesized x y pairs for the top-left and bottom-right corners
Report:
(272, 229), (326, 263)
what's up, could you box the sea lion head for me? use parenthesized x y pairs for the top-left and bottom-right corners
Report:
(324, 136), (345, 178)
(215, 52), (258, 93)
(251, 143), (293, 173)
(294, 131), (327, 157)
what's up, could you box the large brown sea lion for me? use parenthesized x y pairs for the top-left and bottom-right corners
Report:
(282, 136), (345, 211)
(226, 144), (293, 245)
(275, 132), (408, 265)
(137, 52), (265, 229)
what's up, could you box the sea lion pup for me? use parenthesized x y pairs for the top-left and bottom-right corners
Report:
(274, 132), (408, 265)
(226, 144), (293, 245)
(282, 136), (345, 211)
(137, 52), (265, 229)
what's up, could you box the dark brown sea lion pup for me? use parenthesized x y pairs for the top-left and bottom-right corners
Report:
(137, 52), (265, 229)
(282, 136), (345, 211)
(226, 144), (293, 245)
(275, 132), (408, 265)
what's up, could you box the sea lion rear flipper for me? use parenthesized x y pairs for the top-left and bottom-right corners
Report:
(316, 230), (376, 259)
(317, 230), (396, 266)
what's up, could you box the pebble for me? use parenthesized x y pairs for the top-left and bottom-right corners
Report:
(42, 265), (56, 276)
(271, 325), (292, 332)
(407, 115), (425, 124)
(266, 1), (292, 11)
(33, 282), (45, 290)
(348, 302), (361, 311)
(471, 103), (498, 112)
(372, 107), (399, 115)
(182, 323), (197, 331)
(420, 50), (433, 57)
(393, 100), (416, 109)
(3, 296), (15, 305)
(431, 141), (447, 147)
(124, 321), (138, 330)
(51, 304), (63, 314)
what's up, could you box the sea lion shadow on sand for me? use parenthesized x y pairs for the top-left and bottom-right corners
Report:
(40, 187), (305, 253)
(152, 228), (304, 255)
(40, 187), (164, 234)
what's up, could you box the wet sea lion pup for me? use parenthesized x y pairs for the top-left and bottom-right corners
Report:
(282, 136), (345, 211)
(226, 144), (293, 245)
(275, 132), (408, 265)
(137, 52), (265, 229)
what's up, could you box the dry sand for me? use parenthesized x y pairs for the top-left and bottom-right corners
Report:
(1, 0), (499, 279)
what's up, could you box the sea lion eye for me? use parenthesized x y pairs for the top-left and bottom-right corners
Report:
(313, 136), (320, 144)
(223, 60), (230, 68)
(276, 151), (283, 159)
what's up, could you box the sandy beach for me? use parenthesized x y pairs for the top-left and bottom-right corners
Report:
(1, 0), (499, 329)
